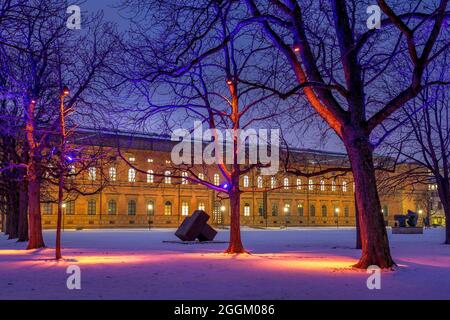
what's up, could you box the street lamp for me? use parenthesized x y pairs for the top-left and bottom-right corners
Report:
(335, 207), (340, 228)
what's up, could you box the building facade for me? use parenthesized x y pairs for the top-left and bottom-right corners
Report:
(38, 130), (436, 229)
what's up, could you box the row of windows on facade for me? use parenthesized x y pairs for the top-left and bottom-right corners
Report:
(84, 167), (353, 192)
(43, 200), (390, 218)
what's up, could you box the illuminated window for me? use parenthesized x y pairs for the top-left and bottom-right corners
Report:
(257, 176), (263, 188)
(214, 173), (220, 186)
(198, 202), (205, 211)
(109, 167), (116, 181)
(320, 180), (325, 191)
(88, 167), (96, 181)
(164, 201), (172, 215)
(243, 176), (249, 188)
(296, 178), (301, 190)
(283, 178), (289, 189)
(65, 200), (75, 215)
(147, 158), (153, 163)
(308, 179), (314, 191)
(342, 181), (347, 192)
(87, 199), (96, 215)
(271, 177), (277, 189)
(165, 171), (171, 184)
(128, 156), (136, 162)
(284, 203), (291, 215)
(43, 203), (52, 215)
(128, 168), (136, 182)
(147, 201), (154, 215)
(182, 201), (189, 216)
(147, 170), (154, 183)
(108, 200), (117, 215)
(181, 171), (188, 184)
(321, 205), (328, 217)
(332, 180), (336, 192)
(128, 200), (136, 216)
(243, 203), (251, 216)
(297, 203), (304, 216)
(382, 205), (389, 217)
(198, 173), (205, 180)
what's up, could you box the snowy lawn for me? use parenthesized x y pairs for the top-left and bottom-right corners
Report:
(0, 227), (449, 300)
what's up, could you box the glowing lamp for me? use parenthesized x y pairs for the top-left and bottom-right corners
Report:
(293, 44), (300, 52)
(220, 206), (226, 212)
(226, 78), (233, 85)
(62, 203), (66, 208)
(284, 207), (289, 213)
(335, 208), (340, 213)
(148, 204), (154, 210)
(62, 86), (70, 96)
(31, 99), (36, 104)
(418, 209), (423, 214)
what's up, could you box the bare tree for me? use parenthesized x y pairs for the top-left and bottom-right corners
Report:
(241, 0), (448, 268)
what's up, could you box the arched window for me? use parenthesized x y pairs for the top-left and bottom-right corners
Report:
(243, 203), (251, 216)
(147, 201), (154, 215)
(258, 202), (264, 216)
(147, 170), (154, 183)
(164, 201), (172, 215)
(128, 200), (137, 215)
(382, 205), (389, 217)
(321, 205), (328, 217)
(213, 173), (220, 186)
(164, 171), (171, 184)
(271, 177), (277, 189)
(310, 204), (316, 217)
(344, 205), (350, 217)
(198, 202), (205, 211)
(43, 203), (52, 215)
(271, 202), (278, 216)
(296, 178), (302, 190)
(66, 200), (75, 215)
(342, 181), (347, 192)
(243, 175), (249, 188)
(297, 203), (304, 216)
(128, 168), (136, 182)
(284, 203), (291, 215)
(87, 199), (96, 215)
(88, 167), (96, 181)
(181, 172), (188, 184)
(308, 179), (314, 190)
(283, 178), (289, 189)
(257, 176), (263, 188)
(109, 167), (116, 181)
(182, 201), (189, 216)
(108, 200), (117, 215)
(320, 180), (325, 191)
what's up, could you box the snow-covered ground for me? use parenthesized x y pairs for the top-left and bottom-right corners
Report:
(0, 227), (449, 299)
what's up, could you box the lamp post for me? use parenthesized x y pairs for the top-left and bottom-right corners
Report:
(335, 207), (340, 229)
(55, 86), (69, 260)
(148, 203), (153, 230)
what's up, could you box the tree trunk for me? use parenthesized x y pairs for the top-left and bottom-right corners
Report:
(436, 179), (450, 244)
(26, 164), (45, 249)
(344, 133), (395, 269)
(225, 187), (246, 254)
(18, 178), (29, 242)
(354, 193), (362, 249)
(7, 187), (19, 239)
